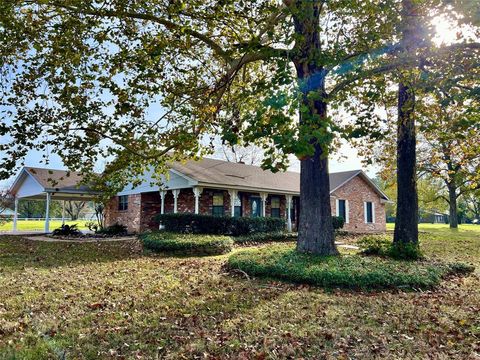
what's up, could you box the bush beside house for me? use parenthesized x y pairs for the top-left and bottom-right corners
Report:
(156, 213), (345, 236)
(141, 232), (233, 256)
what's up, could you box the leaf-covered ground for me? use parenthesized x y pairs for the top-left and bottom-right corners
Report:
(0, 225), (479, 359)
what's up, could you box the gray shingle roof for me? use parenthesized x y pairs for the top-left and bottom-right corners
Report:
(171, 158), (374, 196)
(25, 167), (93, 192)
(21, 158), (387, 199)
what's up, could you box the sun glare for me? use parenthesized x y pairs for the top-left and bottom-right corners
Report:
(431, 15), (458, 46)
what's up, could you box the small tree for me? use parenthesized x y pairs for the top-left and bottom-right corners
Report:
(417, 92), (480, 228)
(64, 201), (87, 221)
(0, 189), (13, 225)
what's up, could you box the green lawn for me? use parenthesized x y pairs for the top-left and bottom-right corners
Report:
(0, 225), (479, 359)
(0, 220), (89, 232)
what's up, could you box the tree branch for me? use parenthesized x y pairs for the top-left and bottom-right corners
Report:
(42, 1), (232, 62)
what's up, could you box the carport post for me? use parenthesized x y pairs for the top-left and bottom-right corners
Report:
(13, 197), (18, 232)
(45, 192), (51, 233)
(62, 200), (66, 225)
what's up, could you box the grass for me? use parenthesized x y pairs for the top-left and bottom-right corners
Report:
(0, 224), (479, 358)
(0, 220), (89, 232)
(227, 244), (472, 290)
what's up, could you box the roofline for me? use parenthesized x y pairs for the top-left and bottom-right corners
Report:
(169, 168), (198, 186)
(197, 182), (300, 195)
(9, 167), (46, 196)
(329, 170), (390, 201)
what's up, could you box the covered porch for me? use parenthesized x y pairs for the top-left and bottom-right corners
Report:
(9, 167), (99, 233)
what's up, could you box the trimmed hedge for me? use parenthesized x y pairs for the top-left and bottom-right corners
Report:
(156, 213), (345, 236)
(227, 244), (475, 290)
(234, 232), (297, 244)
(140, 231), (233, 256)
(156, 213), (285, 236)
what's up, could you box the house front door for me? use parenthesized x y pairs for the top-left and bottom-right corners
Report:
(250, 197), (262, 217)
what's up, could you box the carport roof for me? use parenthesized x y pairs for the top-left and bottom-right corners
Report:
(10, 167), (99, 200)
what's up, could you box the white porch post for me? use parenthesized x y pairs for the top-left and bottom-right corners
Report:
(286, 195), (292, 232)
(61, 200), (66, 225)
(193, 187), (203, 214)
(172, 189), (180, 214)
(159, 190), (166, 214)
(12, 197), (18, 232)
(159, 190), (166, 230)
(228, 189), (237, 217)
(260, 192), (267, 217)
(44, 192), (51, 233)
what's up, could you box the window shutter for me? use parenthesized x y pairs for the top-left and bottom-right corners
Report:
(364, 202), (367, 223)
(335, 199), (339, 217)
(372, 202), (376, 223)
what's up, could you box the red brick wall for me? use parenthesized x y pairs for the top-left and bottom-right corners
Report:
(104, 194), (142, 234)
(330, 176), (386, 233)
(104, 175), (386, 233)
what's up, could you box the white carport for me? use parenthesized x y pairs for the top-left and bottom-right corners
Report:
(9, 167), (99, 233)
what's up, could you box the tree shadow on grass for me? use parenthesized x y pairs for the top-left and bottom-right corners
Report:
(0, 236), (143, 272)
(0, 250), (292, 359)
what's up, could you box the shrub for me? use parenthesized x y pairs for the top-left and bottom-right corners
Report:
(227, 244), (474, 290)
(332, 216), (345, 230)
(141, 231), (233, 256)
(357, 235), (391, 255)
(51, 224), (81, 237)
(358, 235), (423, 260)
(234, 232), (297, 244)
(155, 213), (285, 235)
(96, 223), (128, 236)
(387, 242), (423, 260)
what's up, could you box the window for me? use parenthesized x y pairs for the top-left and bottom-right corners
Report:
(337, 199), (346, 222)
(234, 194), (242, 217)
(118, 195), (128, 211)
(212, 192), (224, 216)
(365, 202), (374, 223)
(270, 196), (280, 218)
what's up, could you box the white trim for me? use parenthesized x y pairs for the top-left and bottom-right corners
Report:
(10, 168), (45, 195)
(335, 199), (340, 217)
(330, 170), (390, 201)
(345, 200), (350, 224)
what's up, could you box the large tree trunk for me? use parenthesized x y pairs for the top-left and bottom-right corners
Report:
(297, 121), (337, 255)
(447, 183), (459, 228)
(292, 0), (337, 255)
(394, 0), (419, 245)
(394, 82), (419, 244)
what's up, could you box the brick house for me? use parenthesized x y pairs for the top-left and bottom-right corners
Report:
(9, 158), (389, 233)
(104, 157), (389, 233)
